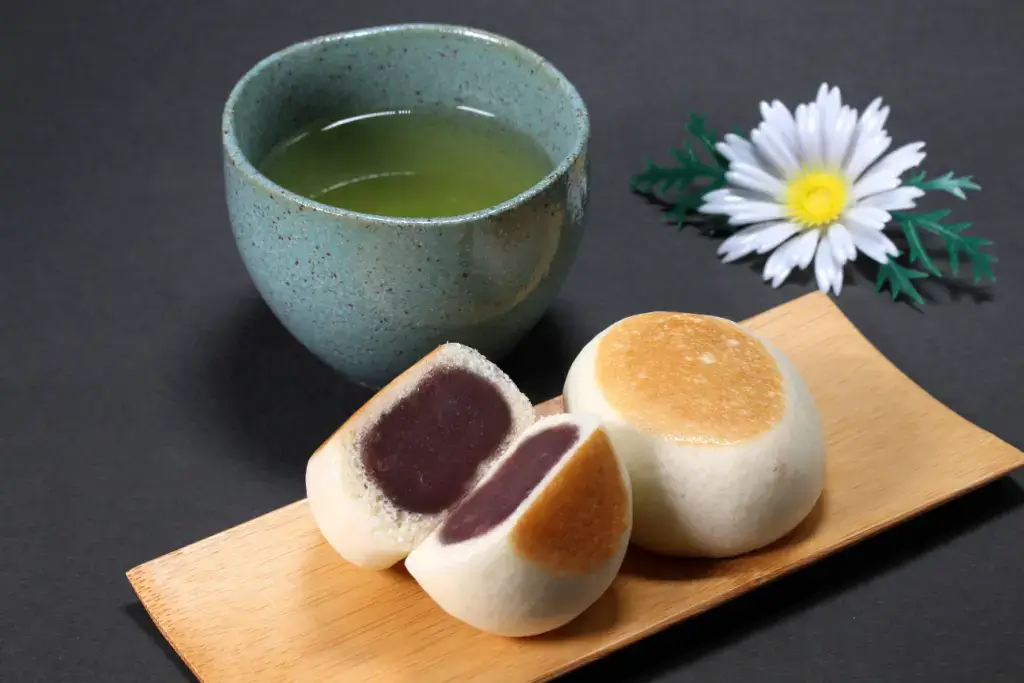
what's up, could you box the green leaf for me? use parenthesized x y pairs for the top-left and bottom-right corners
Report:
(906, 170), (981, 199)
(631, 112), (732, 230)
(962, 235), (999, 283)
(630, 159), (695, 193)
(942, 221), (973, 235)
(686, 114), (727, 167)
(669, 143), (698, 165)
(875, 258), (929, 305)
(893, 208), (951, 223)
(901, 211), (997, 282)
(664, 195), (704, 228)
(896, 216), (941, 276)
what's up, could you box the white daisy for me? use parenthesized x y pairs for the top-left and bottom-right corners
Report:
(701, 83), (927, 295)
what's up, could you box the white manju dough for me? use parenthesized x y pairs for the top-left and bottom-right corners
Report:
(406, 413), (632, 636)
(563, 312), (825, 558)
(306, 343), (533, 570)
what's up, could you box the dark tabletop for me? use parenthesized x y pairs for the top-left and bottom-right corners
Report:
(3, 1), (1024, 681)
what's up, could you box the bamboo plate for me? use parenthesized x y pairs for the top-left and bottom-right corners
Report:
(127, 292), (1024, 683)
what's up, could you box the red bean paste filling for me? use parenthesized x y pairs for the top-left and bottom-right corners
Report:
(439, 423), (580, 545)
(361, 366), (513, 515)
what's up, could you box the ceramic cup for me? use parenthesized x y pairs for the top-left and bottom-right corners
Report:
(223, 24), (589, 387)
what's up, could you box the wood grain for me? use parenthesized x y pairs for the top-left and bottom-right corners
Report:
(127, 292), (1024, 683)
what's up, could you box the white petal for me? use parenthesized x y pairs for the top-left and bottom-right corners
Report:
(816, 85), (841, 133)
(816, 83), (831, 108)
(793, 229), (820, 269)
(764, 229), (818, 287)
(823, 226), (845, 266)
(727, 162), (787, 198)
(843, 96), (893, 179)
(762, 235), (804, 288)
(727, 201), (787, 225)
(825, 105), (858, 170)
(824, 230), (847, 295)
(815, 236), (839, 294)
(844, 205), (891, 232)
(702, 188), (734, 203)
(699, 189), (754, 216)
(817, 85), (843, 159)
(844, 131), (892, 181)
(717, 221), (767, 260)
(751, 126), (801, 179)
(859, 97), (890, 137)
(874, 104), (891, 133)
(699, 202), (732, 216)
(851, 171), (902, 200)
(857, 186), (925, 211)
(861, 97), (882, 120)
(828, 223), (857, 263)
(754, 222), (800, 254)
(760, 100), (798, 148)
(873, 141), (926, 177)
(796, 103), (824, 167)
(716, 134), (757, 166)
(702, 192), (757, 209)
(848, 223), (899, 264)
(718, 228), (763, 263)
(832, 264), (845, 294)
(828, 87), (842, 117)
(717, 221), (796, 262)
(853, 142), (927, 199)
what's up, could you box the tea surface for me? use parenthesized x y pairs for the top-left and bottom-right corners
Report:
(258, 108), (554, 218)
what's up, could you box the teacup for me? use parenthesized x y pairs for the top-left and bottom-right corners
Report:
(222, 24), (589, 387)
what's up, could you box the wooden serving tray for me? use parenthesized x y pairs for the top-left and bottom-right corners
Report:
(127, 292), (1024, 683)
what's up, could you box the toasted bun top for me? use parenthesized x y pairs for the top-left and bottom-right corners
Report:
(510, 427), (629, 574)
(594, 312), (785, 444)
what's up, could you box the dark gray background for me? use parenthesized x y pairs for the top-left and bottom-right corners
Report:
(3, 0), (1023, 681)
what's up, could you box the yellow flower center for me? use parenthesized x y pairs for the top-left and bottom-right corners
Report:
(785, 171), (848, 227)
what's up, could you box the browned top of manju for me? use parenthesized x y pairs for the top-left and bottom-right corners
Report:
(510, 427), (629, 574)
(595, 312), (785, 445)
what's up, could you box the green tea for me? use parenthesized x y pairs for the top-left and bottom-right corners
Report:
(258, 108), (554, 218)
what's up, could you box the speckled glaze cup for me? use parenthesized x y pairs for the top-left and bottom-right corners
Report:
(223, 24), (589, 387)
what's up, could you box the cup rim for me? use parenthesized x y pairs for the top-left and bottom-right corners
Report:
(222, 23), (590, 226)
